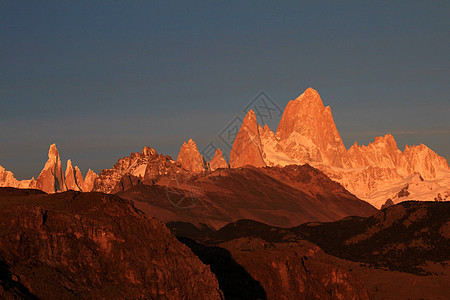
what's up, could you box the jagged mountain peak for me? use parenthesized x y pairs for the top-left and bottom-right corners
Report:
(293, 87), (324, 108)
(177, 139), (207, 173)
(229, 109), (265, 168)
(141, 146), (157, 157)
(66, 158), (73, 169)
(209, 148), (229, 171)
(36, 144), (66, 193)
(48, 143), (59, 159)
(179, 139), (200, 155)
(275, 88), (348, 167)
(65, 159), (82, 191)
(372, 134), (397, 147)
(244, 108), (257, 121)
(226, 87), (450, 208)
(82, 169), (98, 192)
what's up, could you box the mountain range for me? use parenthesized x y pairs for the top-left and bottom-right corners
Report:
(0, 144), (97, 193)
(1, 87), (449, 210)
(1, 87), (449, 299)
(229, 88), (449, 208)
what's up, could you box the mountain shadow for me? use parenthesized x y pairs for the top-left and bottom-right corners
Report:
(0, 261), (37, 299)
(178, 237), (267, 300)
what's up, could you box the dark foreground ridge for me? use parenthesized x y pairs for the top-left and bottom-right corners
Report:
(172, 201), (450, 299)
(0, 188), (222, 299)
(1, 187), (448, 299)
(294, 201), (450, 275)
(196, 201), (450, 275)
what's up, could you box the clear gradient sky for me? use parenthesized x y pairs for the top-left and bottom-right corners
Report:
(1, 1), (449, 179)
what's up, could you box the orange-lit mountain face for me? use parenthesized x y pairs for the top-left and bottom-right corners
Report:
(178, 201), (450, 299)
(230, 88), (450, 208)
(1, 88), (448, 209)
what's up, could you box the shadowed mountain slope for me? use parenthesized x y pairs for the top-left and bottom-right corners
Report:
(0, 188), (222, 299)
(174, 201), (449, 299)
(118, 164), (377, 229)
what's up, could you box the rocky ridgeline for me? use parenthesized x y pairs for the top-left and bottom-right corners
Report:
(0, 144), (97, 193)
(1, 87), (448, 208)
(92, 140), (229, 193)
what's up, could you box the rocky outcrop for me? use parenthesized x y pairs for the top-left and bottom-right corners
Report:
(0, 165), (20, 188)
(93, 147), (159, 193)
(177, 139), (208, 173)
(276, 87), (349, 168)
(64, 159), (82, 191)
(402, 144), (449, 179)
(381, 198), (395, 210)
(143, 152), (184, 183)
(36, 144), (66, 193)
(75, 166), (84, 189)
(347, 135), (448, 179)
(0, 187), (223, 299)
(181, 219), (371, 299)
(324, 139), (450, 208)
(222, 239), (369, 299)
(208, 149), (228, 171)
(93, 147), (183, 193)
(1, 145), (94, 194)
(0, 165), (34, 189)
(82, 169), (97, 192)
(347, 134), (403, 169)
(229, 110), (266, 168)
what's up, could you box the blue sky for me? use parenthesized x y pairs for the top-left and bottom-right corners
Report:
(1, 1), (449, 179)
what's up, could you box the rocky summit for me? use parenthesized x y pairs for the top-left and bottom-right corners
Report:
(208, 148), (229, 171)
(177, 139), (208, 173)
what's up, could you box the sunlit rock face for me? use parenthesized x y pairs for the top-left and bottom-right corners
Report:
(347, 134), (403, 169)
(276, 87), (350, 168)
(36, 144), (66, 193)
(0, 165), (35, 189)
(401, 144), (449, 179)
(1, 88), (449, 207)
(229, 110), (266, 168)
(177, 139), (208, 173)
(1, 144), (97, 193)
(93, 146), (164, 193)
(208, 148), (229, 171)
(65, 159), (82, 191)
(229, 87), (450, 208)
(81, 169), (98, 192)
(92, 145), (187, 194)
